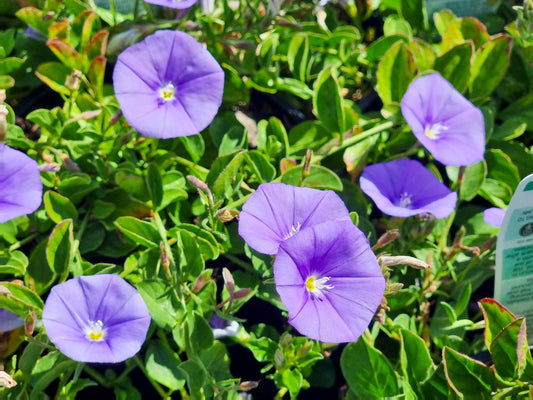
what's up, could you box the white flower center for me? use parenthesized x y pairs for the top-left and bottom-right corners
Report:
(398, 192), (413, 208)
(424, 122), (448, 140)
(305, 275), (334, 300)
(85, 320), (105, 342)
(158, 82), (176, 102)
(284, 222), (301, 240)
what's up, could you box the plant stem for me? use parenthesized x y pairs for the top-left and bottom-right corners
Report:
(133, 355), (169, 399)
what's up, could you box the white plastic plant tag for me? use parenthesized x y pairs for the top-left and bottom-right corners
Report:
(495, 173), (533, 338)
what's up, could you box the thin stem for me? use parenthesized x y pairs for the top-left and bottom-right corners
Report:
(223, 253), (262, 276)
(9, 232), (38, 251)
(316, 120), (394, 160)
(83, 364), (111, 388)
(133, 356), (169, 399)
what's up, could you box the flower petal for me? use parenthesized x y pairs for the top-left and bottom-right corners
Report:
(239, 182), (350, 255)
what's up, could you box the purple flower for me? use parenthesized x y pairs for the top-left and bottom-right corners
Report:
(274, 220), (384, 343)
(144, 0), (198, 9)
(113, 30), (224, 138)
(0, 144), (42, 223)
(0, 309), (24, 333)
(360, 159), (457, 218)
(209, 314), (240, 339)
(401, 73), (485, 166)
(42, 274), (151, 363)
(238, 182), (351, 255)
(484, 207), (506, 227)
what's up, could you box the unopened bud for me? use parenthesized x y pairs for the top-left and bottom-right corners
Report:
(0, 371), (16, 388)
(160, 242), (170, 269)
(65, 69), (82, 92)
(239, 381), (259, 391)
(373, 229), (399, 250)
(109, 109), (123, 125)
(279, 332), (292, 348)
(0, 104), (8, 141)
(223, 267), (235, 294)
(232, 288), (251, 299)
(39, 162), (61, 172)
(379, 255), (429, 270)
(216, 208), (238, 222)
(274, 349), (284, 368)
(302, 149), (312, 179)
(25, 312), (37, 336)
(192, 269), (212, 293)
(61, 155), (81, 172)
(187, 175), (214, 208)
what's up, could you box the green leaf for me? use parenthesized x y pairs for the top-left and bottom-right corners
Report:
(485, 148), (520, 193)
(288, 33), (309, 82)
(205, 150), (246, 200)
(145, 340), (186, 391)
(0, 281), (45, 312)
(479, 178), (512, 208)
(281, 368), (303, 398)
(280, 165), (343, 191)
(244, 150), (276, 183)
(189, 312), (214, 351)
(440, 17), (490, 53)
(458, 161), (486, 201)
(383, 15), (413, 37)
(491, 118), (527, 141)
(175, 229), (204, 279)
(180, 359), (207, 396)
(479, 298), (517, 349)
(114, 216), (161, 248)
(146, 163), (163, 209)
(16, 7), (52, 35)
(490, 317), (529, 379)
(43, 191), (78, 224)
(433, 9), (457, 37)
(35, 62), (71, 95)
(172, 224), (220, 261)
(313, 67), (345, 134)
(27, 240), (55, 294)
(341, 337), (399, 398)
(407, 38), (435, 71)
(442, 346), (495, 399)
(0, 75), (14, 89)
(47, 38), (84, 71)
(0, 250), (28, 276)
(434, 42), (474, 93)
(399, 0), (426, 32)
(46, 219), (74, 275)
(136, 279), (184, 329)
(0, 57), (25, 75)
(365, 35), (409, 63)
(469, 34), (512, 98)
(179, 134), (205, 163)
(376, 42), (417, 105)
(400, 329), (435, 387)
(288, 121), (332, 156)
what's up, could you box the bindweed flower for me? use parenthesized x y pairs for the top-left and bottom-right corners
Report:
(0, 144), (42, 223)
(360, 159), (457, 218)
(238, 182), (350, 255)
(42, 274), (151, 363)
(401, 73), (485, 166)
(484, 207), (506, 227)
(0, 309), (24, 333)
(144, 0), (198, 9)
(274, 220), (385, 343)
(113, 30), (224, 138)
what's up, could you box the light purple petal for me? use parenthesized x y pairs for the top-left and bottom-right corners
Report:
(360, 158), (457, 218)
(401, 73), (485, 166)
(0, 309), (25, 333)
(274, 220), (385, 343)
(42, 274), (151, 363)
(144, 0), (198, 9)
(484, 207), (506, 227)
(238, 182), (351, 255)
(0, 144), (43, 223)
(113, 30), (224, 138)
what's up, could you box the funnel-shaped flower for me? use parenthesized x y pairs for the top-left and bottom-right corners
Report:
(0, 144), (42, 223)
(144, 0), (197, 9)
(0, 309), (24, 333)
(238, 182), (351, 255)
(484, 207), (506, 227)
(274, 220), (384, 343)
(360, 159), (457, 218)
(42, 274), (151, 363)
(113, 30), (224, 138)
(401, 73), (485, 166)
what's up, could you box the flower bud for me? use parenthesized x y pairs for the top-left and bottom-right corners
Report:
(65, 69), (82, 92)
